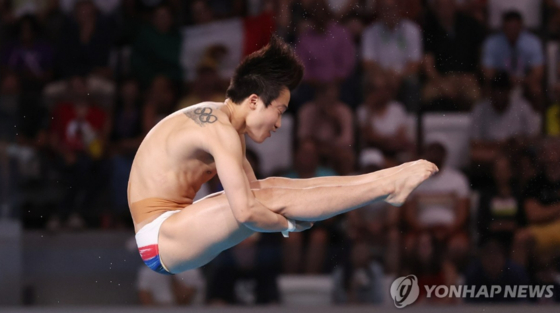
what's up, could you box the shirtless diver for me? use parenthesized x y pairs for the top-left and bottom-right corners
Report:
(128, 36), (438, 275)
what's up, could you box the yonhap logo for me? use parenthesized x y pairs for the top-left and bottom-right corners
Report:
(390, 275), (420, 308)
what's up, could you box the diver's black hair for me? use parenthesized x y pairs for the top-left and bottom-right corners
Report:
(226, 35), (304, 107)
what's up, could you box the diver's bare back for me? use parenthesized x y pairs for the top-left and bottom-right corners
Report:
(128, 101), (234, 232)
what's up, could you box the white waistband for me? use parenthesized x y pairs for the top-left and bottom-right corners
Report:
(135, 210), (181, 248)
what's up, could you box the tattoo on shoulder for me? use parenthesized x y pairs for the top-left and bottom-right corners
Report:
(184, 107), (218, 127)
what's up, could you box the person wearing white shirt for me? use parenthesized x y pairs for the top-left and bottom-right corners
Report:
(361, 0), (422, 111)
(403, 140), (470, 269)
(470, 71), (541, 189)
(356, 77), (413, 164)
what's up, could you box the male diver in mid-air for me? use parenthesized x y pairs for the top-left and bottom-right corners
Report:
(128, 36), (438, 274)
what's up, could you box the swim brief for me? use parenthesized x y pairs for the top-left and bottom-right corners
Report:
(135, 209), (181, 275)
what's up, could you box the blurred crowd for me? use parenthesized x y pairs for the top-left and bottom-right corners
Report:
(1, 0), (560, 307)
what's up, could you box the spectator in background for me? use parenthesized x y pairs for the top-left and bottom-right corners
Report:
(37, 0), (65, 45)
(482, 10), (543, 110)
(56, 0), (113, 79)
(403, 139), (470, 271)
(332, 242), (384, 304)
(1, 15), (53, 142)
(187, 0), (215, 25)
(422, 0), (485, 111)
(459, 0), (488, 26)
(142, 75), (177, 131)
(531, 252), (560, 303)
(205, 148), (281, 305)
(398, 0), (423, 25)
(548, 102), (560, 137)
(361, 0), (422, 112)
(356, 75), (412, 164)
(297, 82), (354, 174)
(477, 153), (526, 247)
(465, 239), (530, 303)
(469, 72), (540, 189)
(282, 139), (338, 274)
(517, 148), (539, 190)
(108, 78), (143, 228)
(345, 150), (401, 274)
(283, 138), (338, 179)
(400, 231), (457, 304)
(512, 138), (560, 268)
(137, 265), (205, 306)
(130, 3), (182, 87)
(0, 73), (19, 143)
(293, 0), (356, 107)
(47, 75), (110, 230)
(205, 232), (281, 305)
(1, 15), (54, 90)
(0, 0), (16, 47)
(547, 73), (560, 137)
(176, 61), (226, 110)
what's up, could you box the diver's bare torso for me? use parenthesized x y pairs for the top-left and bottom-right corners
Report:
(127, 101), (244, 233)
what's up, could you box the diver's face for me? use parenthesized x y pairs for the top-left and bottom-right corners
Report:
(246, 88), (290, 143)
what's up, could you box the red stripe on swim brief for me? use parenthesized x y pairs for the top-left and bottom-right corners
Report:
(138, 244), (159, 261)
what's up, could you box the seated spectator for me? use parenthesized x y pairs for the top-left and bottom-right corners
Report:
(0, 1), (16, 46)
(547, 81), (560, 136)
(142, 75), (177, 131)
(293, 0), (356, 107)
(357, 75), (412, 164)
(46, 75), (110, 230)
(459, 0), (488, 26)
(512, 138), (560, 268)
(332, 242), (384, 304)
(137, 265), (205, 306)
(37, 0), (65, 44)
(1, 15), (53, 140)
(465, 238), (530, 303)
(345, 151), (401, 273)
(283, 139), (337, 179)
(547, 102), (560, 137)
(297, 82), (354, 174)
(55, 0), (113, 79)
(482, 10), (543, 110)
(361, 0), (422, 111)
(403, 139), (470, 270)
(42, 74), (115, 110)
(400, 231), (458, 304)
(531, 252), (560, 303)
(422, 0), (485, 111)
(107, 78), (143, 228)
(176, 62), (225, 110)
(0, 73), (19, 142)
(546, 0), (560, 39)
(281, 139), (339, 274)
(517, 148), (539, 190)
(205, 233), (281, 305)
(130, 3), (182, 87)
(1, 15), (54, 90)
(398, 0), (423, 25)
(477, 153), (526, 247)
(469, 72), (540, 189)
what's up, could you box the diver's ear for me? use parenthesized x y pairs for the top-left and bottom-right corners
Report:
(248, 94), (259, 110)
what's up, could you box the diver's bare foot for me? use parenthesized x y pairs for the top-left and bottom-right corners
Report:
(385, 160), (439, 207)
(369, 159), (418, 181)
